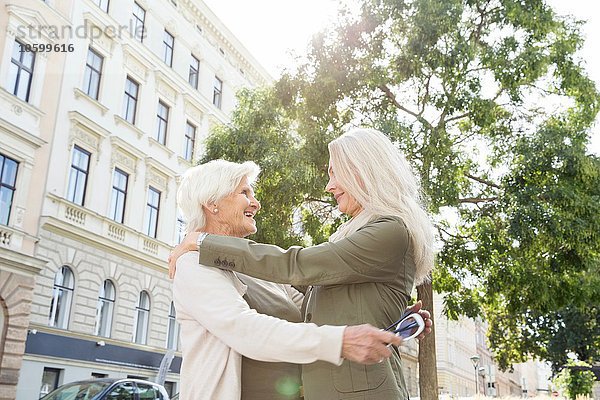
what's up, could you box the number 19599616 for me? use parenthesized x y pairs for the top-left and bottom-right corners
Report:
(21, 43), (75, 53)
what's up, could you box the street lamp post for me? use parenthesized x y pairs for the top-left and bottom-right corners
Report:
(470, 354), (480, 396)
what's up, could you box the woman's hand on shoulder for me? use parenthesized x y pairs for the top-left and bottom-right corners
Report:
(168, 231), (201, 279)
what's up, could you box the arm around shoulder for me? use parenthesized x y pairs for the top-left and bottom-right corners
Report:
(198, 216), (410, 285)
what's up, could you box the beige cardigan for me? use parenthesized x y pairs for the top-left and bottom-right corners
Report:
(173, 252), (345, 400)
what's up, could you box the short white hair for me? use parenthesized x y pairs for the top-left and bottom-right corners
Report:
(177, 159), (260, 234)
(328, 128), (435, 285)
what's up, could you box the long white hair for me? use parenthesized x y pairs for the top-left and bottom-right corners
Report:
(177, 159), (260, 234)
(328, 128), (434, 284)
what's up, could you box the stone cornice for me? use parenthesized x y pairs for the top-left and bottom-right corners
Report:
(0, 115), (47, 150)
(0, 246), (46, 276)
(178, 0), (271, 85)
(0, 87), (45, 119)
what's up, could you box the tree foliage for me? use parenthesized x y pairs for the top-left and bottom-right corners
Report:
(200, 87), (344, 248)
(553, 360), (596, 400)
(200, 0), (600, 380)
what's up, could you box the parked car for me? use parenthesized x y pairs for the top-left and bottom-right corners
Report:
(41, 378), (170, 400)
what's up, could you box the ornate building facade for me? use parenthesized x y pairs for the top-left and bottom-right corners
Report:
(0, 0), (270, 398)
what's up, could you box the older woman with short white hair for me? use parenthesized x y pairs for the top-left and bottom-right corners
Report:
(173, 159), (402, 400)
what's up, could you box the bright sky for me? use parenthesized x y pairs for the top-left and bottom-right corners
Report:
(202, 0), (600, 154)
(202, 0), (340, 78)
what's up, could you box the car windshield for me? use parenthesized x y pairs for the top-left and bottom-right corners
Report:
(42, 381), (112, 400)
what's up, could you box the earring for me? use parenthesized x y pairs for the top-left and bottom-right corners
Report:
(213, 208), (218, 213)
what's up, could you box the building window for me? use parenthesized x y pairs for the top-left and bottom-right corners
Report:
(155, 101), (169, 145)
(213, 76), (222, 109)
(48, 266), (74, 329)
(67, 146), (91, 206)
(143, 187), (160, 238)
(166, 301), (180, 350)
(163, 30), (174, 67)
(183, 121), (196, 161)
(40, 368), (62, 398)
(122, 76), (139, 124)
(91, 372), (108, 379)
(8, 40), (36, 102)
(133, 291), (150, 344)
(94, 280), (115, 338)
(93, 0), (109, 12)
(0, 154), (18, 225)
(109, 168), (128, 223)
(188, 55), (199, 89)
(132, 2), (146, 42)
(83, 48), (103, 100)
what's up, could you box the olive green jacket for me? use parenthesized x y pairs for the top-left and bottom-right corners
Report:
(199, 215), (416, 399)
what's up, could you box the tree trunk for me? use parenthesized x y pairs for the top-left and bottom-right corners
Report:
(418, 281), (439, 400)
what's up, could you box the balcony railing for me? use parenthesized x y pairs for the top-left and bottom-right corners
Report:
(108, 223), (126, 242)
(0, 224), (25, 251)
(47, 194), (171, 263)
(65, 205), (87, 225)
(143, 238), (159, 255)
(0, 227), (12, 247)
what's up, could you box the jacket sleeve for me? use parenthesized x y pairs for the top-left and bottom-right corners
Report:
(173, 252), (345, 365)
(198, 216), (409, 286)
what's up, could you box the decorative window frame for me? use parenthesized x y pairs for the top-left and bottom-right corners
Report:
(109, 136), (143, 179)
(144, 157), (173, 195)
(122, 44), (151, 84)
(64, 112), (108, 204)
(0, 120), (44, 231)
(0, 5), (56, 108)
(67, 111), (109, 165)
(81, 12), (117, 57)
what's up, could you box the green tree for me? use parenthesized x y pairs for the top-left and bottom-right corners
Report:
(553, 360), (596, 400)
(200, 87), (342, 248)
(201, 0), (600, 397)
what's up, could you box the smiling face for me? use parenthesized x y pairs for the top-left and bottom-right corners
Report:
(210, 176), (261, 238)
(325, 158), (363, 217)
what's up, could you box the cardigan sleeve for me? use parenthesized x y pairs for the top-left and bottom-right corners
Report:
(198, 216), (409, 286)
(173, 252), (344, 365)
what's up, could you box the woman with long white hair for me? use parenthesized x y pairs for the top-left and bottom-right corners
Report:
(170, 128), (435, 399)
